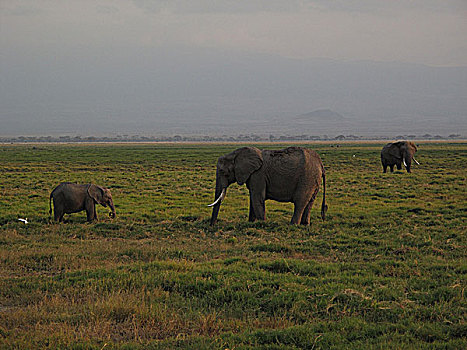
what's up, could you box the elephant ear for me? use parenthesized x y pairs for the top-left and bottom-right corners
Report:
(87, 184), (104, 205)
(407, 141), (417, 153)
(234, 147), (263, 185)
(388, 142), (404, 158)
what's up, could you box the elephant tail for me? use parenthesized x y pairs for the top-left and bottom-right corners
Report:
(321, 166), (328, 221)
(49, 192), (53, 216)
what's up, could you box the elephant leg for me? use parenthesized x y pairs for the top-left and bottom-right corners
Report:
(55, 207), (65, 222)
(54, 211), (63, 222)
(396, 162), (402, 170)
(250, 192), (266, 221)
(54, 206), (63, 222)
(86, 204), (96, 222)
(390, 165), (394, 172)
(301, 190), (318, 225)
(248, 202), (256, 222)
(381, 160), (387, 173)
(291, 198), (309, 225)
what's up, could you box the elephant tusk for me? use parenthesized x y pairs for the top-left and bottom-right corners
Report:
(403, 159), (407, 167)
(413, 157), (420, 165)
(208, 188), (226, 207)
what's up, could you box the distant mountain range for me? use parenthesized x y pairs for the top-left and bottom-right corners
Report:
(1, 47), (466, 137)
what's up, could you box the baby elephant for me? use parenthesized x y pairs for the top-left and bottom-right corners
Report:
(49, 182), (116, 222)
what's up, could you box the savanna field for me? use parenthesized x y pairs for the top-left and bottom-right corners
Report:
(0, 142), (465, 349)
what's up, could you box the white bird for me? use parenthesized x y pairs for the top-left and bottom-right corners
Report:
(18, 218), (28, 224)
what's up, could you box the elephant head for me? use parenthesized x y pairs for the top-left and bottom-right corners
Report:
(209, 147), (263, 225)
(87, 184), (116, 218)
(400, 141), (418, 167)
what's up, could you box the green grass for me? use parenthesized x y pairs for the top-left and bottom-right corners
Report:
(0, 142), (466, 349)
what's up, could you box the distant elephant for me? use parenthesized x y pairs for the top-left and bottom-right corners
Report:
(381, 141), (420, 173)
(209, 146), (327, 225)
(49, 182), (116, 222)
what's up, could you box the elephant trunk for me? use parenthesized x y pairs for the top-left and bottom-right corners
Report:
(403, 151), (412, 172)
(109, 201), (116, 219)
(210, 176), (225, 226)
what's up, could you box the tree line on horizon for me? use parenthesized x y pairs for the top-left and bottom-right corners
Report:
(0, 133), (462, 143)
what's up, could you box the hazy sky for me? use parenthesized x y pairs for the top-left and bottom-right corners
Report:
(1, 1), (467, 136)
(2, 0), (466, 66)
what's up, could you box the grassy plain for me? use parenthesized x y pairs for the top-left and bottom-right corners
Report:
(0, 142), (466, 349)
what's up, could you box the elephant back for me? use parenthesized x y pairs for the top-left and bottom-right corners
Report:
(263, 147), (320, 179)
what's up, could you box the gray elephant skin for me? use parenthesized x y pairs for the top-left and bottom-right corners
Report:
(381, 141), (419, 173)
(49, 182), (116, 222)
(209, 146), (327, 225)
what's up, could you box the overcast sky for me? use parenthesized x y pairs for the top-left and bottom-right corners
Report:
(2, 0), (466, 66)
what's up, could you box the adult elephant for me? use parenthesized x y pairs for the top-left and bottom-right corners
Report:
(381, 141), (420, 173)
(49, 182), (116, 222)
(208, 146), (327, 225)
